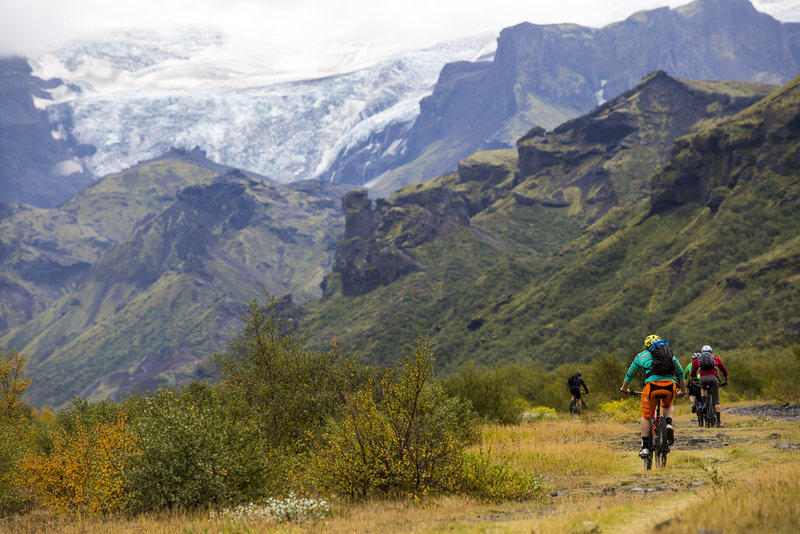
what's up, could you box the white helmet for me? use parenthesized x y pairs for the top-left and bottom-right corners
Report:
(702, 345), (712, 352)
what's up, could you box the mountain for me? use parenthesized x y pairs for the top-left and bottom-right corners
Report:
(0, 57), (93, 207)
(348, 0), (800, 192)
(297, 70), (798, 372)
(1, 149), (350, 407)
(12, 0), (798, 208)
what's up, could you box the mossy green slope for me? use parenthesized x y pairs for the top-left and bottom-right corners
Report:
(300, 74), (799, 374)
(4, 162), (348, 407)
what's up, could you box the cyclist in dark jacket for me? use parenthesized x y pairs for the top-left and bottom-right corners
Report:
(683, 352), (701, 413)
(568, 371), (589, 411)
(690, 344), (729, 427)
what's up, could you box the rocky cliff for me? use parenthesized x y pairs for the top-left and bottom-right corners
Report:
(0, 57), (93, 207)
(345, 0), (800, 192)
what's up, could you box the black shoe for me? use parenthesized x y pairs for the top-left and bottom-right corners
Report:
(667, 424), (675, 445)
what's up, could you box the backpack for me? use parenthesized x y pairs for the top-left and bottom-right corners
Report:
(699, 351), (715, 370)
(567, 374), (581, 388)
(647, 340), (675, 377)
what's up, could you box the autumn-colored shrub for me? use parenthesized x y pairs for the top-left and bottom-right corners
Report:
(20, 413), (141, 516)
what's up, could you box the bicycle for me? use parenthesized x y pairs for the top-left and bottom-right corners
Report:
(569, 393), (588, 415)
(629, 391), (669, 470)
(698, 381), (727, 428)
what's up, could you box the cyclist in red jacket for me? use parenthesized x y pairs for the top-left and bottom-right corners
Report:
(690, 344), (729, 427)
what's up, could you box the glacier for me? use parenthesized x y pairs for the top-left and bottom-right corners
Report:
(31, 30), (496, 183)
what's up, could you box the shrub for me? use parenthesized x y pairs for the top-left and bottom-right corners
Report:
(310, 334), (478, 499)
(585, 352), (629, 404)
(521, 406), (557, 421)
(597, 399), (640, 423)
(212, 494), (330, 524)
(19, 412), (141, 516)
(455, 451), (549, 502)
(123, 382), (271, 512)
(441, 363), (526, 424)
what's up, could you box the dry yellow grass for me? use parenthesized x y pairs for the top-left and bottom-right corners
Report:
(1, 402), (797, 533)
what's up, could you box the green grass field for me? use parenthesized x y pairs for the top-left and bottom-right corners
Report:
(2, 400), (797, 533)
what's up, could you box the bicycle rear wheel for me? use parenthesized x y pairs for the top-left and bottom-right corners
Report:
(655, 416), (668, 468)
(705, 399), (715, 428)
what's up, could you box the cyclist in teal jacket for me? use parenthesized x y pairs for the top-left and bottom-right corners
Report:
(620, 334), (686, 458)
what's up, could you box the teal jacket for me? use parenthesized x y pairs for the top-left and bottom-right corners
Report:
(625, 349), (685, 385)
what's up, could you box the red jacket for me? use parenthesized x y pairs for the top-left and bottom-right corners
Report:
(691, 355), (728, 380)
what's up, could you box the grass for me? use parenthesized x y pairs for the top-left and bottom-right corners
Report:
(1, 401), (797, 533)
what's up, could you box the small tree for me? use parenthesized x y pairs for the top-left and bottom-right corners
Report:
(0, 343), (31, 424)
(0, 343), (32, 512)
(311, 334), (479, 499)
(216, 289), (367, 449)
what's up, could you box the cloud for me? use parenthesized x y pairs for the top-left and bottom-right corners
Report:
(0, 0), (689, 58)
(3, 0), (798, 61)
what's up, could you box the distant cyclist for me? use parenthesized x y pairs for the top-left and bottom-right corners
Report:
(684, 352), (701, 413)
(690, 344), (729, 427)
(568, 371), (589, 412)
(620, 334), (686, 459)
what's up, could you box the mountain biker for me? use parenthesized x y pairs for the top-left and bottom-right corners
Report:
(690, 344), (729, 427)
(568, 371), (589, 411)
(620, 334), (686, 459)
(684, 352), (701, 413)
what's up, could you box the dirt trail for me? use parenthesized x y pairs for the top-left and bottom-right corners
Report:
(513, 402), (800, 533)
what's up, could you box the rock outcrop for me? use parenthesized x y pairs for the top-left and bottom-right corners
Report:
(0, 57), (94, 207)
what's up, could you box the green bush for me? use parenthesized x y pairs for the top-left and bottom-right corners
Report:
(0, 422), (28, 514)
(441, 363), (526, 424)
(123, 382), (270, 512)
(455, 451), (548, 501)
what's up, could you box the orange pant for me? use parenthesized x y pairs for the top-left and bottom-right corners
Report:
(641, 380), (677, 418)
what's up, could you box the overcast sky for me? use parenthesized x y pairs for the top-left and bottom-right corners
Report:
(3, 0), (800, 74)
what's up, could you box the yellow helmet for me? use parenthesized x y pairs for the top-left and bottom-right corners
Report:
(643, 334), (661, 350)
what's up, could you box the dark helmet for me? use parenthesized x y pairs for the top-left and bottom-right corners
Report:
(575, 371), (581, 376)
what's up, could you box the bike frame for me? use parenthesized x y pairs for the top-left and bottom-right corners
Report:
(569, 393), (588, 415)
(629, 391), (669, 470)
